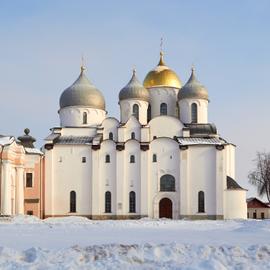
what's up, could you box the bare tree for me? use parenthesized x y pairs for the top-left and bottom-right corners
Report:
(248, 152), (270, 203)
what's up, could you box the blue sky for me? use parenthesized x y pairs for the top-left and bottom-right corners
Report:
(0, 1), (269, 197)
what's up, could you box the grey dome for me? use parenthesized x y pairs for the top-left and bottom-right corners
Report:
(119, 70), (150, 102)
(178, 68), (209, 101)
(60, 67), (106, 110)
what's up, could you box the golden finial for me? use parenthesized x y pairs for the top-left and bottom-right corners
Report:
(80, 55), (86, 72)
(158, 37), (165, 66)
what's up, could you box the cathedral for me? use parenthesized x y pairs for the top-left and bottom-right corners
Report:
(0, 51), (247, 219)
(43, 51), (247, 220)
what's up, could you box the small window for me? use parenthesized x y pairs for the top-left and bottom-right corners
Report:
(191, 103), (198, 123)
(253, 212), (257, 219)
(147, 105), (151, 122)
(160, 103), (167, 115)
(105, 191), (111, 213)
(83, 112), (87, 124)
(26, 173), (33, 188)
(70, 191), (76, 213)
(27, 210), (33, 216)
(198, 191), (205, 213)
(153, 154), (157, 163)
(129, 191), (136, 213)
(130, 155), (135, 163)
(160, 174), (175, 192)
(261, 212), (265, 219)
(109, 132), (113, 140)
(133, 104), (139, 120)
(82, 157), (86, 163)
(105, 154), (110, 163)
(131, 132), (135, 140)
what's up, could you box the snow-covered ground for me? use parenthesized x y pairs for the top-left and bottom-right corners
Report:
(0, 216), (269, 269)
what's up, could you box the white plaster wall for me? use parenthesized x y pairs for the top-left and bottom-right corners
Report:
(102, 118), (119, 141)
(225, 144), (235, 179)
(119, 117), (141, 142)
(47, 145), (92, 216)
(149, 87), (179, 119)
(119, 100), (149, 125)
(149, 116), (183, 139)
(179, 99), (208, 123)
(188, 146), (217, 215)
(224, 190), (247, 219)
(61, 127), (98, 137)
(59, 106), (106, 127)
(149, 138), (180, 218)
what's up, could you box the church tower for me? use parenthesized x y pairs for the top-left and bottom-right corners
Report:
(178, 67), (209, 124)
(143, 51), (181, 120)
(59, 66), (106, 127)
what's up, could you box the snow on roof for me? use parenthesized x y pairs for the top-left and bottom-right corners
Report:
(24, 147), (43, 155)
(177, 137), (225, 145)
(0, 136), (15, 146)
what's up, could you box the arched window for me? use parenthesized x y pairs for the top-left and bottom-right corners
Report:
(160, 174), (175, 192)
(70, 191), (76, 213)
(105, 191), (111, 213)
(130, 155), (135, 163)
(147, 105), (151, 122)
(133, 104), (139, 120)
(191, 103), (198, 123)
(105, 154), (110, 163)
(131, 132), (135, 140)
(198, 191), (205, 213)
(160, 103), (167, 115)
(129, 191), (136, 213)
(83, 112), (87, 124)
(109, 132), (113, 140)
(153, 154), (157, 163)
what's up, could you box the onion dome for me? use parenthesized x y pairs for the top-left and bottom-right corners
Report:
(18, 128), (36, 148)
(119, 69), (150, 102)
(178, 67), (209, 101)
(143, 52), (181, 89)
(59, 66), (105, 110)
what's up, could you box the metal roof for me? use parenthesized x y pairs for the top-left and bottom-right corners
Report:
(55, 136), (93, 145)
(227, 176), (245, 190)
(177, 137), (225, 145)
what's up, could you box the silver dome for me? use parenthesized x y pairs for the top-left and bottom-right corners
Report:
(178, 68), (209, 101)
(60, 67), (106, 110)
(119, 70), (150, 102)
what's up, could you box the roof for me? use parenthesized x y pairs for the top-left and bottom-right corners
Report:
(25, 147), (44, 155)
(184, 123), (217, 136)
(54, 136), (93, 145)
(59, 67), (105, 110)
(247, 197), (270, 208)
(177, 137), (225, 146)
(178, 68), (209, 101)
(0, 136), (14, 146)
(119, 70), (150, 102)
(227, 176), (245, 190)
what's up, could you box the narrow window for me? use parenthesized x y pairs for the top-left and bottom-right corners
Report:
(82, 157), (86, 163)
(131, 132), (135, 140)
(133, 104), (139, 120)
(191, 103), (198, 123)
(26, 173), (33, 188)
(109, 132), (113, 140)
(198, 191), (205, 213)
(70, 191), (76, 213)
(105, 191), (111, 213)
(160, 103), (167, 115)
(153, 154), (157, 163)
(261, 212), (265, 219)
(129, 191), (136, 213)
(105, 154), (110, 163)
(83, 112), (87, 124)
(130, 155), (135, 163)
(253, 212), (257, 219)
(27, 210), (33, 215)
(147, 104), (151, 122)
(160, 174), (175, 192)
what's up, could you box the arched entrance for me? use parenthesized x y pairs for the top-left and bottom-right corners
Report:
(159, 198), (172, 218)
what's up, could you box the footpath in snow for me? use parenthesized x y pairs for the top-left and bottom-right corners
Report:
(0, 215), (269, 269)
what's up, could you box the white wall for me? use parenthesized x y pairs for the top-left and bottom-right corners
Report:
(179, 99), (208, 124)
(224, 190), (247, 219)
(59, 106), (106, 127)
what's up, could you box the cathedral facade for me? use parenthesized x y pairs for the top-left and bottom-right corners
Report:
(43, 52), (247, 220)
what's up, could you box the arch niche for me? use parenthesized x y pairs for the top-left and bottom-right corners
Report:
(159, 198), (172, 219)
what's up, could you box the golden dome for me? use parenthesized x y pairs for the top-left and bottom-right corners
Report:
(143, 52), (181, 89)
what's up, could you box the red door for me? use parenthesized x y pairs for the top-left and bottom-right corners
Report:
(159, 198), (172, 219)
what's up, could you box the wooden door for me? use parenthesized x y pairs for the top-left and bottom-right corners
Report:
(159, 198), (172, 219)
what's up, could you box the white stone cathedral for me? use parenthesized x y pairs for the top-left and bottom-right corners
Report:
(44, 52), (247, 219)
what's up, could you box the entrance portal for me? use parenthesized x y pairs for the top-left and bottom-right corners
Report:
(159, 198), (172, 219)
